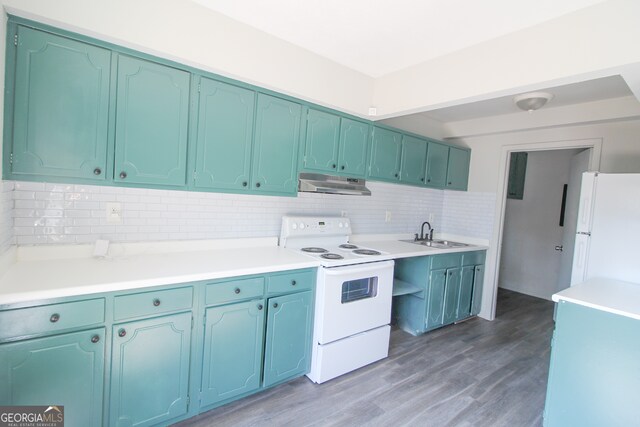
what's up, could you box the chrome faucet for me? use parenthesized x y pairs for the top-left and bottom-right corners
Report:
(420, 221), (434, 241)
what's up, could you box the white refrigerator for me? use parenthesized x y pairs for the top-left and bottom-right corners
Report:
(571, 172), (640, 285)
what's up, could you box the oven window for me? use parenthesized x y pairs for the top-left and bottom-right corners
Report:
(341, 276), (378, 303)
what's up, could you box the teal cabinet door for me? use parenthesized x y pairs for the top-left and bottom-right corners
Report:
(193, 78), (255, 191)
(251, 94), (302, 195)
(368, 127), (402, 182)
(507, 152), (528, 199)
(471, 265), (484, 316)
(0, 328), (105, 427)
(426, 269), (446, 330)
(114, 55), (190, 187)
(10, 26), (111, 181)
(200, 299), (265, 407)
(109, 312), (191, 427)
(303, 109), (340, 173)
(263, 291), (313, 387)
(338, 118), (369, 178)
(442, 268), (461, 325)
(424, 142), (449, 188)
(400, 135), (428, 185)
(446, 147), (470, 191)
(457, 266), (474, 320)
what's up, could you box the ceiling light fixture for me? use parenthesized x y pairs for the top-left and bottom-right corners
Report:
(514, 92), (554, 112)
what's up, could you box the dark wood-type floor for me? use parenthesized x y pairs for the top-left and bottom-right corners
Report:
(177, 288), (554, 427)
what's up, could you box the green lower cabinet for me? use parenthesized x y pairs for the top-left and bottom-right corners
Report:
(471, 265), (484, 316)
(442, 268), (461, 325)
(457, 266), (475, 320)
(0, 328), (105, 427)
(109, 312), (192, 427)
(114, 55), (190, 187)
(425, 269), (446, 330)
(263, 291), (313, 387)
(200, 299), (265, 407)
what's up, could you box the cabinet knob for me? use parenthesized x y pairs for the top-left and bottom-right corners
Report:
(257, 304), (263, 310)
(242, 182), (248, 187)
(49, 313), (60, 323)
(153, 298), (161, 307)
(448, 182), (452, 185)
(255, 182), (261, 188)
(427, 178), (431, 183)
(273, 302), (278, 308)
(91, 335), (100, 344)
(332, 164), (336, 169)
(118, 328), (126, 337)
(93, 167), (102, 176)
(340, 165), (345, 170)
(234, 287), (241, 294)
(120, 171), (127, 179)
(291, 280), (296, 286)
(420, 177), (424, 182)
(394, 173), (399, 178)
(448, 272), (453, 276)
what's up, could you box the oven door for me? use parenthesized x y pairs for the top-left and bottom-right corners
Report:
(315, 260), (394, 344)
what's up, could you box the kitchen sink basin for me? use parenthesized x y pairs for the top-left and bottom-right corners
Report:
(400, 239), (470, 249)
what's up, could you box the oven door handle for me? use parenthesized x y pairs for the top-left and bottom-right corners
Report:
(321, 260), (394, 276)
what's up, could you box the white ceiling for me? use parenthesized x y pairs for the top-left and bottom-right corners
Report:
(420, 75), (633, 122)
(192, 0), (607, 78)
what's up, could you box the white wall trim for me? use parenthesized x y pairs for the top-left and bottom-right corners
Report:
(487, 138), (602, 320)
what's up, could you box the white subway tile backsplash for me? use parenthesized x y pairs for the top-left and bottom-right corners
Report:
(5, 179), (497, 247)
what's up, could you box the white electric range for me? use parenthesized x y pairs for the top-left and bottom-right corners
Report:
(279, 216), (394, 384)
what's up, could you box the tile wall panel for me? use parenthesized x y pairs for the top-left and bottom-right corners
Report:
(0, 181), (14, 253)
(11, 181), (445, 245)
(441, 190), (497, 240)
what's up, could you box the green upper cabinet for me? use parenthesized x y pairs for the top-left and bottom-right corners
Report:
(9, 26), (111, 181)
(251, 94), (302, 195)
(0, 328), (105, 427)
(302, 110), (369, 178)
(193, 77), (255, 191)
(446, 147), (470, 191)
(368, 127), (402, 182)
(263, 291), (313, 388)
(507, 152), (527, 199)
(303, 109), (341, 173)
(338, 118), (369, 177)
(201, 299), (265, 407)
(424, 142), (449, 188)
(114, 55), (190, 187)
(109, 312), (192, 427)
(400, 135), (428, 185)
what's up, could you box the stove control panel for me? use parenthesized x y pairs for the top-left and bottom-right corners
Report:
(280, 216), (351, 238)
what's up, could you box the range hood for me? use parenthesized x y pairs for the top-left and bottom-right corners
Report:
(298, 173), (371, 196)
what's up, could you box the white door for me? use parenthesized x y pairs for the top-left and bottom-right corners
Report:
(557, 149), (590, 290)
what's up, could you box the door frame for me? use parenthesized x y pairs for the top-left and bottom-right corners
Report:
(487, 138), (602, 320)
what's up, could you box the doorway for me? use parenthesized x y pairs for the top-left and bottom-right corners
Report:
(498, 149), (590, 300)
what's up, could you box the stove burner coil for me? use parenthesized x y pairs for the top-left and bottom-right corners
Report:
(338, 244), (358, 249)
(301, 247), (328, 253)
(353, 249), (381, 256)
(320, 253), (344, 260)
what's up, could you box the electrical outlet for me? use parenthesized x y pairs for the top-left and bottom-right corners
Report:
(429, 213), (435, 223)
(106, 202), (122, 224)
(341, 210), (348, 218)
(385, 211), (392, 223)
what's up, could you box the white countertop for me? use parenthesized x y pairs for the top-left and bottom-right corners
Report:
(0, 236), (488, 306)
(552, 277), (640, 320)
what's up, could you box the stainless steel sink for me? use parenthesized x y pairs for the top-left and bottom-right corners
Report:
(400, 239), (470, 249)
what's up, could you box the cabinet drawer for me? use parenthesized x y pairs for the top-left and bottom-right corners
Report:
(206, 277), (264, 306)
(114, 287), (193, 321)
(0, 299), (105, 340)
(267, 270), (314, 294)
(462, 250), (486, 266)
(430, 253), (461, 270)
